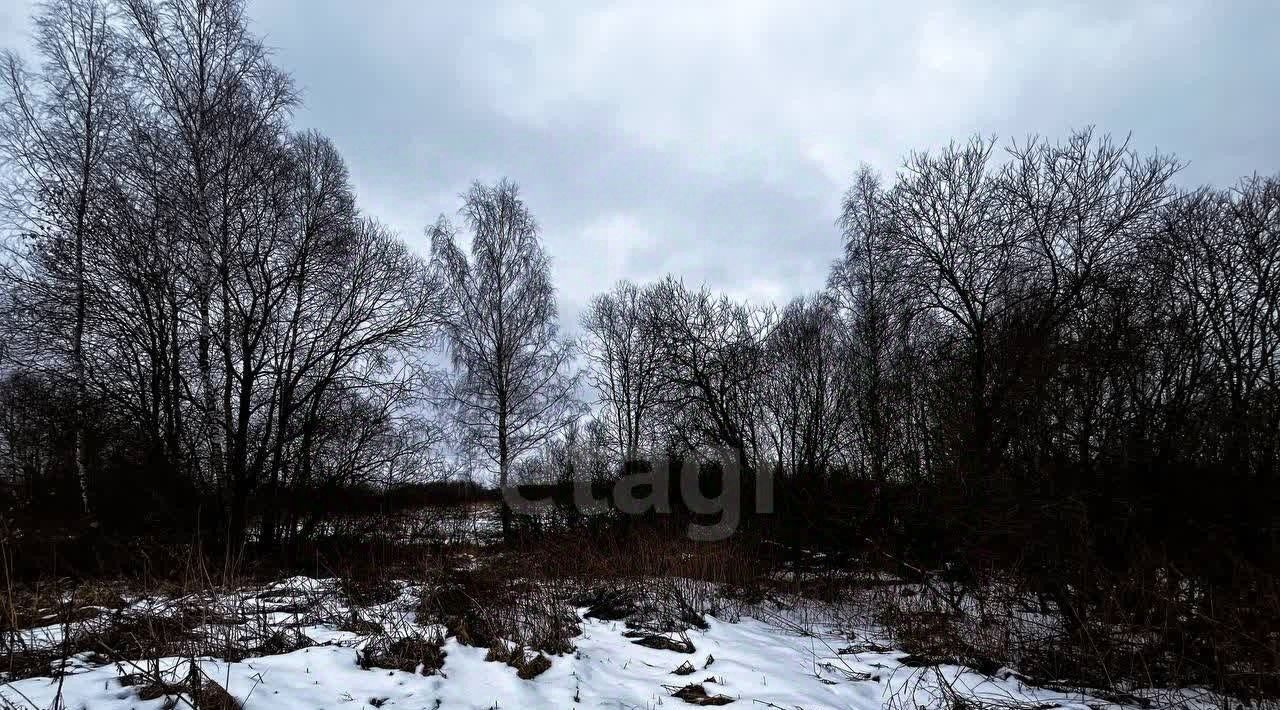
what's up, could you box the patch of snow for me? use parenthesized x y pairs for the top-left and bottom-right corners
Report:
(0, 577), (1225, 710)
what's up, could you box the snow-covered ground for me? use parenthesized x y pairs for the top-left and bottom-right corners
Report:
(1, 576), (1218, 710)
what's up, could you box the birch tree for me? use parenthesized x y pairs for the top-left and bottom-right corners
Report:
(0, 0), (126, 515)
(429, 179), (580, 543)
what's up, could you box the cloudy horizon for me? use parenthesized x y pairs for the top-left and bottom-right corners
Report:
(3, 0), (1278, 327)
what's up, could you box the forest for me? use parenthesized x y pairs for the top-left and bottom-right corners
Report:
(1, 0), (1277, 708)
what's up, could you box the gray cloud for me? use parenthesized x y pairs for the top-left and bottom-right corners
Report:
(4, 0), (1279, 326)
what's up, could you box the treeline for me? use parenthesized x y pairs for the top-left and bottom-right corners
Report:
(550, 133), (1280, 578)
(532, 134), (1279, 694)
(3, 1), (1279, 601)
(564, 131), (1280, 588)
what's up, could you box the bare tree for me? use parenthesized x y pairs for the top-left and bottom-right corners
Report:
(580, 280), (662, 469)
(120, 0), (297, 503)
(1158, 177), (1280, 482)
(760, 293), (854, 481)
(0, 0), (127, 515)
(644, 277), (773, 469)
(429, 179), (581, 543)
(830, 166), (917, 484)
(876, 136), (1020, 481)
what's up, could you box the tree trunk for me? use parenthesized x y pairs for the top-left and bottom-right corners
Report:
(72, 143), (92, 517)
(499, 410), (513, 545)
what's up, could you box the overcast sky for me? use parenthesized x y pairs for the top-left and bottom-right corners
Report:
(3, 0), (1279, 327)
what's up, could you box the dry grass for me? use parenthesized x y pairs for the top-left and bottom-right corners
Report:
(358, 634), (447, 676)
(120, 669), (242, 710)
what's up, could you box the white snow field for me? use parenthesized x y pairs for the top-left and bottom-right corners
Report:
(2, 576), (1215, 710)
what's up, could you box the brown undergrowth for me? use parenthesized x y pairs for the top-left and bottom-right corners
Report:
(4, 525), (1278, 709)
